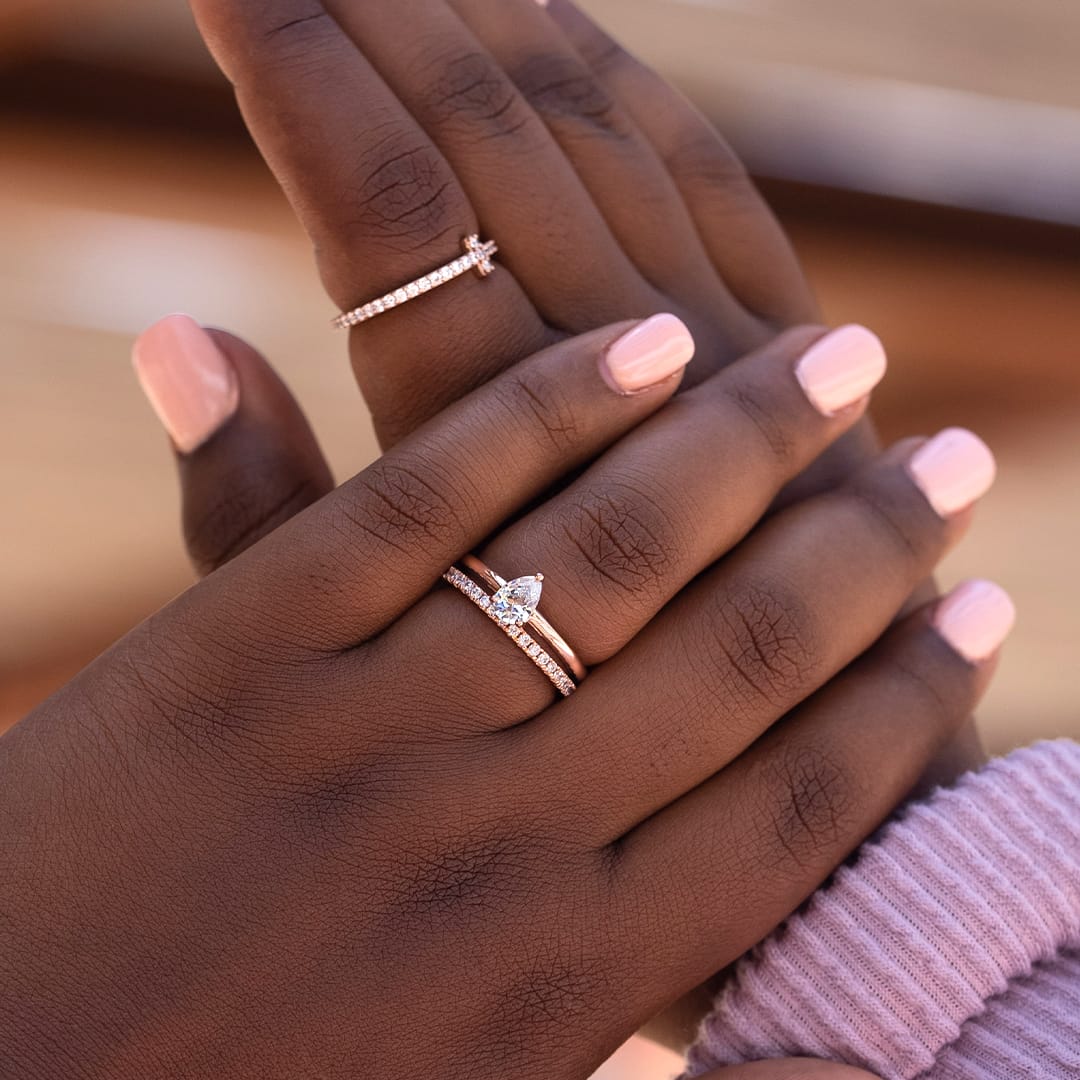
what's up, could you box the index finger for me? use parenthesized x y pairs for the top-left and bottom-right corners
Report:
(188, 0), (549, 441)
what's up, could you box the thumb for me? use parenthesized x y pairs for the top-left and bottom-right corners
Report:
(701, 1060), (880, 1080)
(132, 314), (334, 577)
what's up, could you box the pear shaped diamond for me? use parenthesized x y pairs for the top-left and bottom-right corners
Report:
(491, 575), (544, 627)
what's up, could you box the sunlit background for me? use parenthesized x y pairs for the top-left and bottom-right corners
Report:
(2, 2), (1080, 1077)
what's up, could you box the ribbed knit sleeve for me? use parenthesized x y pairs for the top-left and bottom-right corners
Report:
(685, 741), (1080, 1080)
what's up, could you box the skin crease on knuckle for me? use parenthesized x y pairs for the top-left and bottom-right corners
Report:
(556, 481), (679, 599)
(751, 741), (859, 875)
(337, 134), (463, 255)
(422, 46), (537, 144)
(698, 579), (820, 722)
(510, 52), (629, 140)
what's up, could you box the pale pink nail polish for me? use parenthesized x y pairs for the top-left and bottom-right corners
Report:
(133, 314), (239, 454)
(795, 324), (888, 416)
(908, 428), (997, 518)
(602, 314), (696, 394)
(934, 579), (1016, 663)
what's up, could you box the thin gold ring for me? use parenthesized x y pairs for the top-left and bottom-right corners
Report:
(443, 567), (576, 697)
(462, 555), (587, 683)
(333, 235), (498, 330)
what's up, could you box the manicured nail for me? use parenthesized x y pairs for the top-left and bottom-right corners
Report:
(795, 324), (888, 416)
(602, 314), (696, 394)
(908, 428), (997, 518)
(132, 314), (239, 454)
(934, 580), (1016, 663)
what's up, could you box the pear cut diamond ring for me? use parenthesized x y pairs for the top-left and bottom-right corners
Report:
(444, 557), (586, 697)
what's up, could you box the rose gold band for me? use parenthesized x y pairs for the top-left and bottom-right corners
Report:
(462, 555), (587, 683)
(333, 235), (498, 330)
(443, 567), (576, 697)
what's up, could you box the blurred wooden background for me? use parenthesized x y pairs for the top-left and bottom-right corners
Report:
(2, 4), (1080, 1075)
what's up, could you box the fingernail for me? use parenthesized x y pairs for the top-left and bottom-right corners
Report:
(602, 314), (696, 394)
(795, 324), (888, 416)
(908, 428), (996, 518)
(934, 579), (1016, 663)
(133, 314), (239, 454)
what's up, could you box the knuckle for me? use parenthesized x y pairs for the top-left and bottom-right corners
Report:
(753, 742), (858, 870)
(575, 36), (630, 79)
(892, 653), (965, 735)
(557, 481), (679, 602)
(424, 49), (532, 141)
(260, 8), (332, 46)
(343, 454), (470, 556)
(395, 827), (536, 922)
(725, 378), (800, 472)
(665, 131), (750, 193)
(492, 366), (584, 455)
(703, 580), (818, 713)
(245, 9), (337, 75)
(844, 479), (925, 570)
(271, 753), (394, 847)
(479, 943), (610, 1058)
(341, 133), (459, 250)
(512, 53), (627, 139)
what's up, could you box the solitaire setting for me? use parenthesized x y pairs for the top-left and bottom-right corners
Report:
(443, 567), (577, 697)
(491, 575), (545, 628)
(333, 235), (499, 330)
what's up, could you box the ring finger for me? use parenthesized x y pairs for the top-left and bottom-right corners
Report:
(518, 426), (997, 839)
(380, 322), (889, 727)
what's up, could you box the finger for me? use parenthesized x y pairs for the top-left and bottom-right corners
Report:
(699, 1061), (881, 1079)
(523, 428), (998, 838)
(187, 0), (549, 444)
(541, 0), (817, 328)
(365, 323), (884, 731)
(243, 316), (695, 652)
(610, 580), (1014, 1004)
(446, 0), (756, 343)
(133, 315), (334, 577)
(319, 0), (662, 330)
(397, 324), (884, 729)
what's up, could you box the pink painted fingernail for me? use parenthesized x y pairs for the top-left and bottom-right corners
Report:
(934, 580), (1016, 663)
(795, 324), (888, 416)
(602, 314), (696, 394)
(908, 428), (996, 518)
(133, 314), (239, 454)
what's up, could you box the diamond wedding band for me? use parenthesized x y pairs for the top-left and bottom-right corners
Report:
(333, 235), (499, 330)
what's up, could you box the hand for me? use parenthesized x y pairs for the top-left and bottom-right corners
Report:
(186, 0), (986, 782)
(180, 0), (991, 1043)
(190, 0), (819, 444)
(61, 312), (1008, 1080)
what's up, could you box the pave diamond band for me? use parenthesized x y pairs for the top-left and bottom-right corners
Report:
(333, 235), (499, 330)
(443, 565), (578, 698)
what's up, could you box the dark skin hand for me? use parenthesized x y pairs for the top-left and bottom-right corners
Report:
(3, 323), (990, 1079)
(180, 0), (985, 1046)
(185, 0), (983, 782)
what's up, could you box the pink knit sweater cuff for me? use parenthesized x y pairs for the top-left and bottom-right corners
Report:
(685, 741), (1080, 1080)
